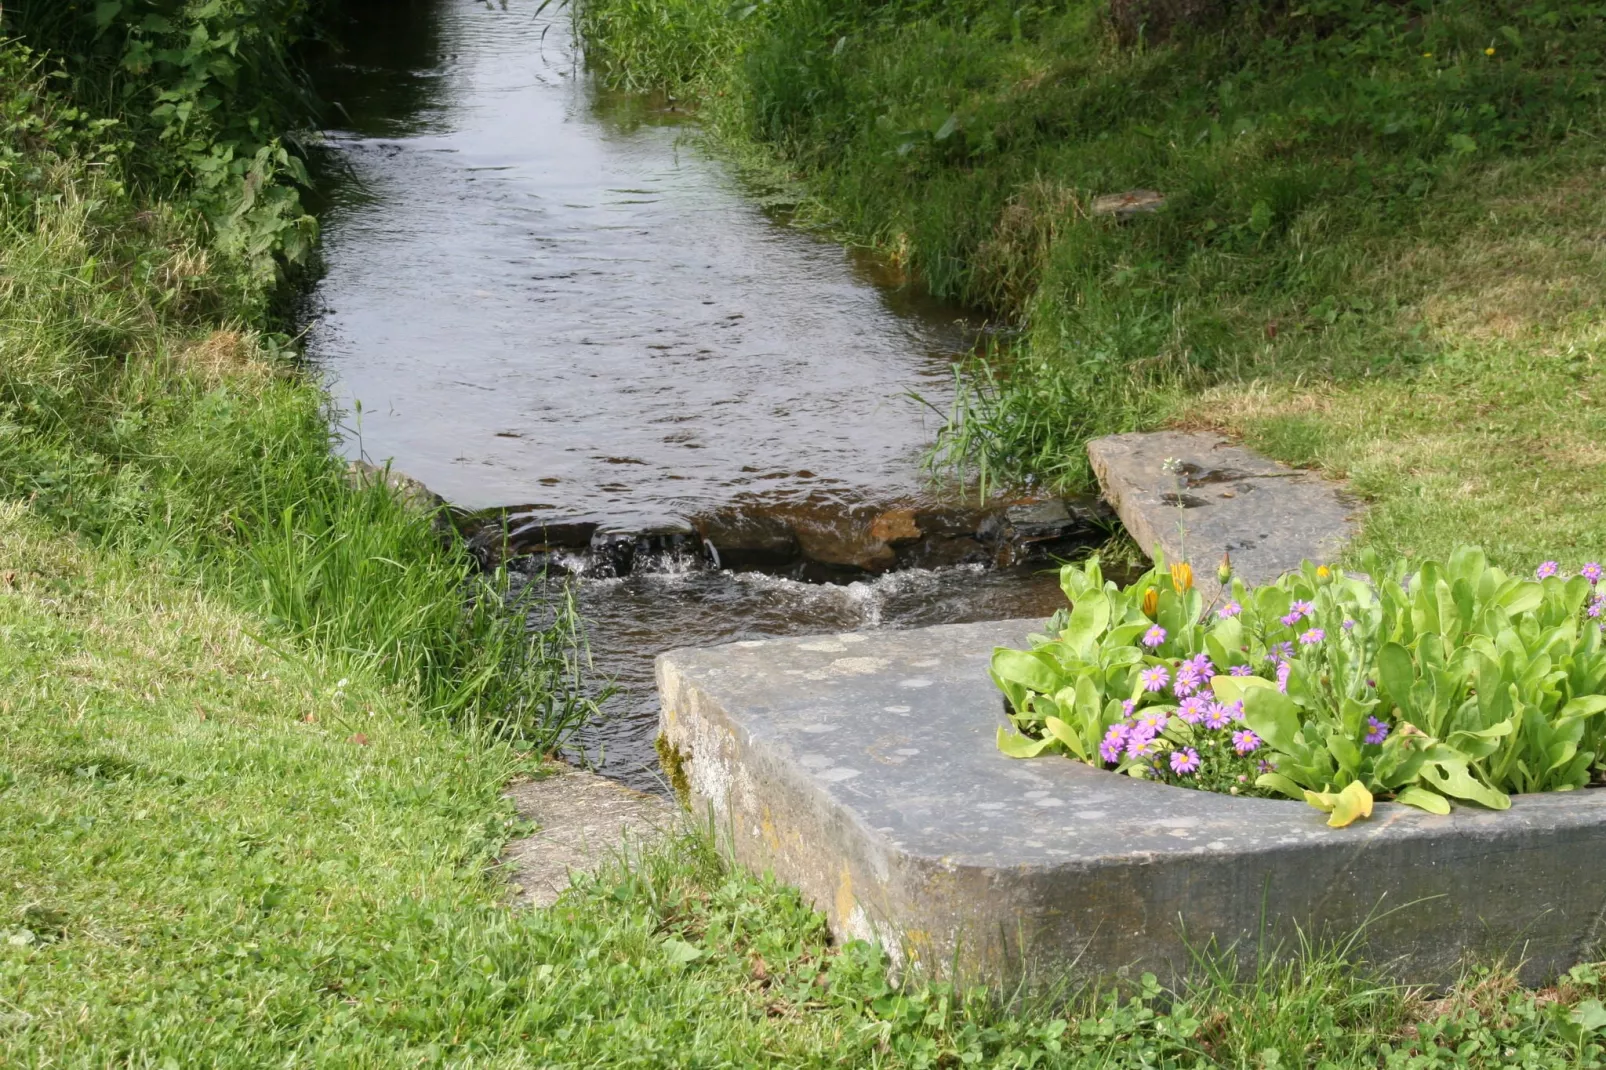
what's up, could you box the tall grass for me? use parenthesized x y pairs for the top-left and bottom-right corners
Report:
(0, 46), (598, 749)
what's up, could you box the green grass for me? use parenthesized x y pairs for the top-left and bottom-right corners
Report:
(8, 496), (1606, 1066)
(8, 4), (1606, 1064)
(575, 0), (1606, 570)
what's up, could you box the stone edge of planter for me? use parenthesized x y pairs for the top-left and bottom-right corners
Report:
(657, 619), (1606, 987)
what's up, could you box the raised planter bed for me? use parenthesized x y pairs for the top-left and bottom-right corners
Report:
(656, 618), (1606, 986)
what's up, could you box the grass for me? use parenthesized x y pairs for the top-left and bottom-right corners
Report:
(574, 0), (1606, 570)
(7, 3), (1606, 1064)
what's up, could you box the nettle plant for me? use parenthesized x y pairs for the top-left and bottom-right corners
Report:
(993, 549), (1606, 827)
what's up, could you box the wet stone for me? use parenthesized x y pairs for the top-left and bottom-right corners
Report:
(658, 620), (1606, 986)
(1088, 431), (1360, 596)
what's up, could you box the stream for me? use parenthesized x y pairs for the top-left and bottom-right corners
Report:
(306, 0), (1087, 791)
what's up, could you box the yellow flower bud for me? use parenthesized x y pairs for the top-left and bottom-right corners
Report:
(1142, 587), (1159, 618)
(1170, 561), (1194, 593)
(1485, 47), (1496, 55)
(1316, 565), (1331, 582)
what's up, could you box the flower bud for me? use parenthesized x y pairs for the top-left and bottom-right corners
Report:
(1170, 561), (1194, 593)
(1142, 587), (1159, 618)
(1216, 552), (1233, 587)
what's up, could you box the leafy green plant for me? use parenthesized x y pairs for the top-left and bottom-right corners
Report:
(994, 549), (1606, 826)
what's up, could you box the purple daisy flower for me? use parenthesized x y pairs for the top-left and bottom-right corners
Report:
(1169, 748), (1201, 775)
(1537, 561), (1559, 580)
(1258, 759), (1275, 774)
(1583, 562), (1603, 584)
(1139, 665), (1170, 693)
(1127, 736), (1162, 760)
(1135, 710), (1169, 735)
(1229, 664), (1254, 677)
(1187, 652), (1216, 677)
(1142, 625), (1167, 648)
(1099, 724), (1129, 764)
(1266, 641), (1294, 662)
(1589, 597), (1604, 620)
(1298, 627), (1326, 646)
(1216, 601), (1242, 619)
(1203, 703), (1233, 730)
(1342, 618), (1356, 631)
(1276, 661), (1293, 694)
(1178, 695), (1211, 724)
(1280, 611), (1302, 627)
(1227, 699), (1245, 722)
(1365, 716), (1390, 745)
(1122, 698), (1137, 717)
(1232, 729), (1262, 755)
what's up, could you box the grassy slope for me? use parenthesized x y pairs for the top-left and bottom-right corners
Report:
(577, 0), (1606, 570)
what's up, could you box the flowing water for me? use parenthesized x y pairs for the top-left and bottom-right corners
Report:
(307, 0), (1075, 791)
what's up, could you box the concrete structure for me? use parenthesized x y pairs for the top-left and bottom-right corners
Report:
(503, 766), (678, 908)
(657, 620), (1606, 986)
(1088, 431), (1360, 597)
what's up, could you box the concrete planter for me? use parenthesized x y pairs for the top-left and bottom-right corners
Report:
(657, 619), (1606, 986)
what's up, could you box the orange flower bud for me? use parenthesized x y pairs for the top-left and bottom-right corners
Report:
(1142, 587), (1159, 617)
(1170, 561), (1194, 593)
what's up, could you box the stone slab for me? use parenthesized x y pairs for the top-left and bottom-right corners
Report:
(502, 767), (679, 907)
(657, 620), (1606, 985)
(1087, 431), (1360, 596)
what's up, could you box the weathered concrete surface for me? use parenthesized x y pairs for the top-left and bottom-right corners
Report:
(1088, 431), (1359, 596)
(658, 620), (1606, 986)
(502, 768), (679, 907)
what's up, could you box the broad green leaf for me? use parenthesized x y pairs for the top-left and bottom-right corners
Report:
(1043, 717), (1088, 762)
(996, 727), (1053, 759)
(1376, 642), (1416, 716)
(1571, 999), (1606, 1035)
(1493, 581), (1543, 617)
(1558, 695), (1606, 722)
(1255, 772), (1307, 800)
(1243, 687), (1301, 753)
(1210, 674), (1274, 705)
(1064, 595), (1111, 656)
(1421, 760), (1511, 810)
(1325, 732), (1362, 775)
(991, 648), (1062, 695)
(1395, 786), (1451, 814)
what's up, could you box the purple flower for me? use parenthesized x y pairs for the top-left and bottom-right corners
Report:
(1342, 618), (1356, 631)
(1217, 601), (1242, 619)
(1122, 698), (1137, 717)
(1589, 597), (1604, 620)
(1173, 670), (1201, 700)
(1229, 664), (1254, 677)
(1227, 699), (1245, 722)
(1099, 724), (1128, 764)
(1178, 695), (1211, 724)
(1584, 562), (1603, 585)
(1135, 710), (1169, 735)
(1203, 703), (1233, 730)
(1298, 627), (1326, 646)
(1266, 641), (1294, 662)
(1142, 625), (1167, 648)
(1127, 736), (1162, 760)
(1232, 729), (1262, 755)
(1258, 759), (1275, 774)
(1292, 599), (1314, 619)
(1169, 748), (1201, 775)
(1537, 561), (1559, 580)
(1280, 612), (1302, 627)
(1187, 652), (1215, 676)
(1276, 661), (1293, 694)
(1365, 716), (1390, 745)
(1139, 665), (1170, 693)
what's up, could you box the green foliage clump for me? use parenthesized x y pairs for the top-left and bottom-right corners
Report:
(6, 0), (321, 285)
(995, 549), (1606, 824)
